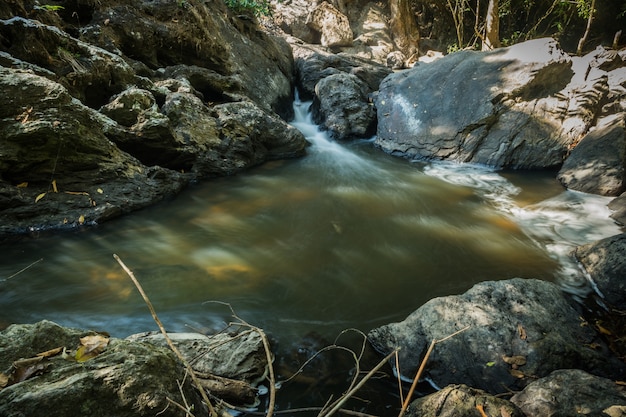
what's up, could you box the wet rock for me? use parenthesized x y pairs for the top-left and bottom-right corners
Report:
(0, 321), (205, 417)
(306, 2), (353, 48)
(311, 72), (376, 140)
(573, 233), (626, 310)
(0, 68), (186, 239)
(375, 38), (578, 169)
(367, 278), (625, 394)
(407, 384), (525, 417)
(609, 193), (626, 226)
(510, 369), (626, 417)
(558, 115), (626, 196)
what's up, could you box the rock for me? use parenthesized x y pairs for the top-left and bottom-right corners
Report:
(558, 115), (626, 196)
(79, 0), (296, 119)
(375, 38), (580, 169)
(407, 384), (525, 417)
(0, 16), (137, 109)
(367, 278), (625, 394)
(386, 51), (406, 69)
(127, 331), (268, 385)
(510, 369), (626, 417)
(573, 233), (626, 310)
(0, 321), (205, 417)
(0, 68), (186, 239)
(293, 42), (392, 100)
(100, 87), (159, 127)
(306, 2), (353, 48)
(609, 193), (626, 226)
(311, 72), (376, 139)
(272, 0), (321, 44)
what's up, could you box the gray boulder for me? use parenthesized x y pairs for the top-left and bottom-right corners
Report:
(375, 38), (577, 169)
(0, 321), (205, 417)
(0, 68), (186, 238)
(311, 72), (376, 140)
(609, 193), (626, 226)
(573, 233), (626, 311)
(367, 278), (624, 394)
(558, 115), (626, 196)
(510, 369), (626, 417)
(407, 384), (525, 417)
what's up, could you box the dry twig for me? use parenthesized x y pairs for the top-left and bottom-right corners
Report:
(114, 254), (218, 417)
(397, 326), (470, 417)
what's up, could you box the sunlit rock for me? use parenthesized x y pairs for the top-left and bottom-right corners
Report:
(306, 2), (353, 48)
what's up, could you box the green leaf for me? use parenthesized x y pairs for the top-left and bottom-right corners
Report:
(485, 361), (496, 367)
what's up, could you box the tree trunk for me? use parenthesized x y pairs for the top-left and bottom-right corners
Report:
(482, 0), (500, 50)
(390, 0), (420, 60)
(576, 0), (596, 56)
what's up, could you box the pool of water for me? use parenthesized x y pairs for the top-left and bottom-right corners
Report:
(0, 99), (621, 413)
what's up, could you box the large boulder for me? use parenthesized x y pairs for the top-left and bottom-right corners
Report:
(375, 38), (613, 169)
(0, 321), (205, 417)
(557, 114), (626, 196)
(510, 369), (626, 417)
(0, 68), (187, 238)
(367, 278), (624, 394)
(311, 72), (376, 140)
(573, 233), (626, 311)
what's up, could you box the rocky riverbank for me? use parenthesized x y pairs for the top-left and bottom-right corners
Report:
(1, 1), (625, 416)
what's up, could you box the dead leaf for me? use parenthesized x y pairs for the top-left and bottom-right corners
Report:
(500, 407), (512, 417)
(595, 321), (612, 336)
(517, 324), (527, 340)
(97, 188), (103, 194)
(35, 192), (46, 203)
(37, 347), (63, 358)
(9, 357), (49, 385)
(64, 191), (90, 196)
(476, 404), (488, 417)
(16, 182), (28, 188)
(0, 373), (8, 389)
(51, 179), (58, 193)
(509, 369), (525, 379)
(502, 355), (526, 366)
(75, 334), (109, 362)
(78, 214), (85, 225)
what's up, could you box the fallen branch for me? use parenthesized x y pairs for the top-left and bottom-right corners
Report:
(397, 326), (470, 417)
(114, 254), (218, 417)
(2, 258), (43, 282)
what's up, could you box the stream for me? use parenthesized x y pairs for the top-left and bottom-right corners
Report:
(0, 97), (622, 411)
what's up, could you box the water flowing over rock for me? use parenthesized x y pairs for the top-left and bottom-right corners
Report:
(367, 278), (625, 394)
(406, 384), (525, 417)
(374, 38), (626, 169)
(573, 233), (626, 311)
(510, 369), (626, 416)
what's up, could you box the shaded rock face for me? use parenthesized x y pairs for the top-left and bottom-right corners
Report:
(573, 233), (626, 311)
(0, 68), (187, 237)
(375, 38), (626, 170)
(367, 278), (624, 394)
(558, 115), (626, 196)
(510, 369), (626, 417)
(0, 0), (308, 239)
(0, 321), (205, 417)
(407, 384), (525, 417)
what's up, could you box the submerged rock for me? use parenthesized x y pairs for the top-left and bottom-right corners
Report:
(510, 369), (626, 417)
(367, 278), (624, 394)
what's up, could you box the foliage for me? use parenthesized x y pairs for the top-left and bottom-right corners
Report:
(224, 0), (272, 17)
(35, 4), (65, 12)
